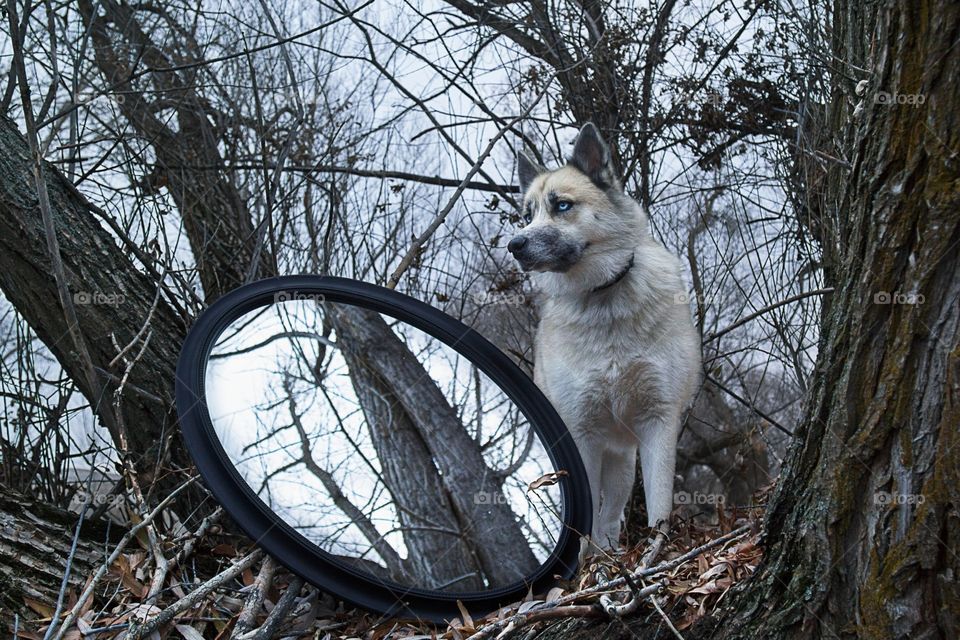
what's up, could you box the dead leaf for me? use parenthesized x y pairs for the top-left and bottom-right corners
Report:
(175, 624), (206, 640)
(455, 601), (474, 631)
(527, 470), (568, 491)
(210, 543), (238, 557)
(24, 597), (55, 618)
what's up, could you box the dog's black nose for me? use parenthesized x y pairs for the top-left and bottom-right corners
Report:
(507, 236), (528, 254)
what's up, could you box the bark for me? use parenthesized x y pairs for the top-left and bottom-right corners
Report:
(702, 0), (960, 637)
(331, 305), (540, 586)
(335, 343), (484, 590)
(0, 485), (124, 621)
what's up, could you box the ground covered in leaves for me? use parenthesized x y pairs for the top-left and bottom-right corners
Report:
(15, 494), (766, 640)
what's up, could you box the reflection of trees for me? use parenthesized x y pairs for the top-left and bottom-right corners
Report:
(216, 301), (554, 591)
(330, 304), (540, 589)
(281, 376), (411, 584)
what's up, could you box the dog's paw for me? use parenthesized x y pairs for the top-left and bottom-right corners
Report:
(577, 535), (621, 568)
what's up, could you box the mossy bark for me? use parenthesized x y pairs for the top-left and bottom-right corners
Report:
(697, 0), (960, 637)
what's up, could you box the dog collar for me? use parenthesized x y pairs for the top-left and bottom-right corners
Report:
(593, 253), (635, 292)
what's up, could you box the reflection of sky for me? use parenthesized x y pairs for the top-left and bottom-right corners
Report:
(204, 300), (562, 589)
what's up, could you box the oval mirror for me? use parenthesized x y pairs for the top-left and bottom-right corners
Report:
(176, 277), (590, 622)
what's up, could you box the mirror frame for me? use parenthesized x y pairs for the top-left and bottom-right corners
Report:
(176, 276), (591, 623)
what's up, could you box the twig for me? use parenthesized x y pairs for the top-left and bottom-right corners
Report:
(128, 550), (265, 640)
(49, 478), (198, 640)
(232, 556), (277, 639)
(465, 525), (752, 640)
(601, 523), (671, 616)
(43, 502), (88, 640)
(37, 3), (375, 130)
(172, 507), (223, 570)
(236, 576), (304, 640)
(648, 587), (685, 640)
(705, 375), (793, 437)
(639, 522), (670, 569)
(109, 274), (164, 368)
(703, 288), (834, 344)
(384, 76), (552, 289)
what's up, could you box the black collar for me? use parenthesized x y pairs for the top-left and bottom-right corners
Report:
(592, 253), (635, 293)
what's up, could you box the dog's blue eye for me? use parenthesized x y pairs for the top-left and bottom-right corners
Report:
(556, 201), (573, 213)
(523, 204), (533, 224)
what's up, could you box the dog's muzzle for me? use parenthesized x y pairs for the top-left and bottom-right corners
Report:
(507, 236), (528, 255)
(507, 229), (583, 272)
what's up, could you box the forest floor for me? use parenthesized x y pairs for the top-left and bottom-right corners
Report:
(14, 488), (769, 640)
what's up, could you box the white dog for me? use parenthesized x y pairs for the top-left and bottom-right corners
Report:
(508, 123), (700, 556)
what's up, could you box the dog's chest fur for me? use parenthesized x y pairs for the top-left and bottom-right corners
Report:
(532, 246), (699, 433)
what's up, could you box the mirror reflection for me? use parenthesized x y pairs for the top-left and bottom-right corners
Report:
(204, 297), (564, 592)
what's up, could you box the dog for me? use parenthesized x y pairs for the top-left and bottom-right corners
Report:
(508, 123), (700, 558)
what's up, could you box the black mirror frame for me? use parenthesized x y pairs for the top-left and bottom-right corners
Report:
(175, 276), (591, 623)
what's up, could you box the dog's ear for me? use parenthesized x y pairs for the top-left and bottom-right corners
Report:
(569, 123), (617, 189)
(517, 151), (545, 195)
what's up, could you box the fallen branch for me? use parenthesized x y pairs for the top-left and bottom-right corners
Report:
(128, 550), (264, 640)
(236, 576), (304, 640)
(232, 556), (277, 639)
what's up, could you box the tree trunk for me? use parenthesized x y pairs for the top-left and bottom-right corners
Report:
(335, 335), (485, 590)
(0, 486), (124, 622)
(702, 0), (960, 637)
(331, 305), (541, 586)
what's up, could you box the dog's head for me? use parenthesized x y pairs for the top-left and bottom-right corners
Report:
(508, 123), (638, 275)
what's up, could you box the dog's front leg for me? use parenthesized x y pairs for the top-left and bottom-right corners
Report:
(635, 413), (680, 528)
(594, 441), (638, 549)
(571, 430), (606, 562)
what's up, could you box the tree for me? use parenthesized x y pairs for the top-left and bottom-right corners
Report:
(705, 0), (960, 635)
